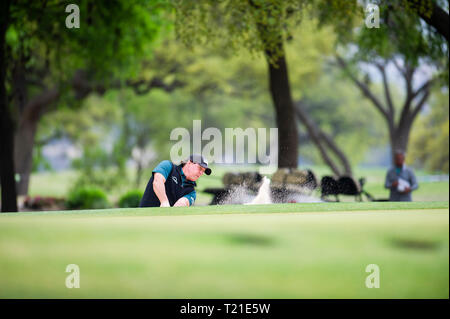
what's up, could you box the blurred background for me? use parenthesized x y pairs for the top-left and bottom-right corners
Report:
(0, 0), (448, 211)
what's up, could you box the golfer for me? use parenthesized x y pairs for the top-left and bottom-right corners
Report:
(139, 155), (211, 207)
(384, 150), (418, 201)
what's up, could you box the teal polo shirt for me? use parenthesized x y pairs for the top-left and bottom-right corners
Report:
(152, 160), (197, 206)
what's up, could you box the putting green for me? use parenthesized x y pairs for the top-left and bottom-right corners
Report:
(0, 202), (448, 298)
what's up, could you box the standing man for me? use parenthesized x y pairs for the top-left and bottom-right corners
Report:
(139, 155), (211, 207)
(384, 150), (418, 201)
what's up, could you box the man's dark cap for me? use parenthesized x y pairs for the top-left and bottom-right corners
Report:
(189, 155), (211, 175)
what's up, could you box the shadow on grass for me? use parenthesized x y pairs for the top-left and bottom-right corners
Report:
(223, 233), (276, 247)
(390, 238), (441, 251)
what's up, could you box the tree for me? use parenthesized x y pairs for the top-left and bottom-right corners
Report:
(173, 0), (360, 169)
(335, 1), (448, 164)
(1, 0), (168, 211)
(174, 0), (304, 168)
(336, 56), (435, 160)
(0, 0), (17, 212)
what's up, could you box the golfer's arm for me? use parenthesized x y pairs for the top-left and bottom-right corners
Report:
(173, 197), (190, 207)
(153, 173), (170, 205)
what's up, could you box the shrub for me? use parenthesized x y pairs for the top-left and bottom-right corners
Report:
(66, 187), (110, 210)
(118, 190), (144, 208)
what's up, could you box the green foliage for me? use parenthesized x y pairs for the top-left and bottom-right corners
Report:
(32, 144), (52, 173)
(400, 0), (435, 19)
(72, 162), (128, 193)
(173, 0), (359, 64)
(43, 93), (130, 191)
(4, 0), (170, 149)
(65, 186), (110, 210)
(346, 0), (448, 84)
(6, 0), (168, 81)
(312, 0), (361, 42)
(118, 190), (144, 208)
(409, 89), (449, 173)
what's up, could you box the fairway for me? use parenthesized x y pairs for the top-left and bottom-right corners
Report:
(0, 202), (448, 298)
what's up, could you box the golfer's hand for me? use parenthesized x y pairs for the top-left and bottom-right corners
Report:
(160, 201), (170, 207)
(392, 180), (399, 187)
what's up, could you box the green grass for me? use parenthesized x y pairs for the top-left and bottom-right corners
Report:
(0, 201), (448, 298)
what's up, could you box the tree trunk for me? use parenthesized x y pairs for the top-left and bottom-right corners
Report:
(14, 117), (39, 195)
(390, 119), (413, 162)
(407, 0), (449, 42)
(12, 58), (33, 196)
(250, 0), (298, 169)
(0, 0), (18, 212)
(295, 101), (353, 177)
(319, 131), (353, 176)
(265, 48), (299, 168)
(12, 86), (59, 195)
(0, 106), (17, 212)
(295, 102), (342, 176)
